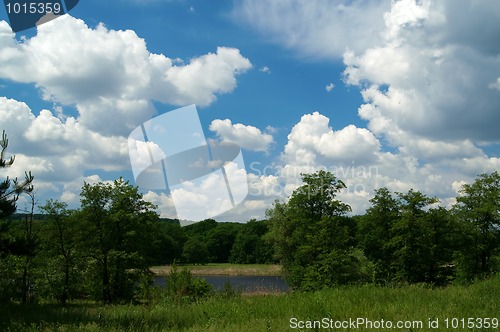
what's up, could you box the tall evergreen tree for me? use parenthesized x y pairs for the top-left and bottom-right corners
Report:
(0, 130), (34, 219)
(0, 131), (34, 302)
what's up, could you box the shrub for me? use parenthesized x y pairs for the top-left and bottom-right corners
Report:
(163, 265), (213, 303)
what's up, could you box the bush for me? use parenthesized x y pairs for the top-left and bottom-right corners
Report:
(162, 265), (213, 303)
(136, 268), (155, 304)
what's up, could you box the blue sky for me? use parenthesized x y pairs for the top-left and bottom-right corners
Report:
(1, 0), (500, 221)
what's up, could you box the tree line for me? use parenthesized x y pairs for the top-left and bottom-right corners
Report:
(0, 181), (275, 304)
(0, 130), (499, 304)
(267, 170), (500, 290)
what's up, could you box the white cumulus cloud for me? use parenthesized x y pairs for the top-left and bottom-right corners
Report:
(344, 0), (500, 144)
(0, 16), (252, 135)
(209, 119), (274, 152)
(283, 112), (381, 165)
(259, 66), (271, 73)
(231, 0), (391, 59)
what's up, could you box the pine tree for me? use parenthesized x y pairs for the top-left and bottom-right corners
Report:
(0, 130), (34, 219)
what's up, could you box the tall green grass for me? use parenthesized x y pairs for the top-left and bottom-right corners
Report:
(1, 274), (499, 331)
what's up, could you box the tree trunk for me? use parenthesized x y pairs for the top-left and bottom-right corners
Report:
(102, 255), (111, 303)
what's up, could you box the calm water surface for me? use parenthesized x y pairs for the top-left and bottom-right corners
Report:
(155, 275), (289, 293)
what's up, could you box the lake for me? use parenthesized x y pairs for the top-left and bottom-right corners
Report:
(155, 275), (289, 294)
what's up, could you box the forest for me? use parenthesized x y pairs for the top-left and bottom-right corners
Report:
(0, 129), (499, 306)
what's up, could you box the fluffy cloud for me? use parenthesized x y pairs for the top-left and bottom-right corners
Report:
(0, 14), (254, 217)
(59, 174), (107, 205)
(231, 0), (391, 58)
(278, 112), (500, 215)
(141, 160), (286, 222)
(142, 191), (177, 219)
(259, 66), (271, 74)
(3, 1), (500, 222)
(344, 0), (500, 145)
(169, 0), (500, 219)
(209, 119), (274, 152)
(490, 78), (500, 91)
(0, 16), (252, 135)
(212, 172), (283, 222)
(0, 97), (137, 211)
(233, 0), (500, 147)
(165, 47), (252, 106)
(0, 97), (129, 183)
(325, 83), (335, 92)
(283, 112), (380, 165)
(149, 109), (500, 219)
(143, 160), (250, 223)
(230, 0), (500, 218)
(278, 111), (385, 213)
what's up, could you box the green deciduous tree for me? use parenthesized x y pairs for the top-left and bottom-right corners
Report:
(182, 236), (209, 264)
(358, 187), (401, 283)
(359, 188), (457, 285)
(454, 171), (500, 281)
(206, 222), (240, 263)
(79, 178), (159, 303)
(149, 220), (185, 265)
(389, 189), (438, 284)
(38, 200), (82, 304)
(267, 170), (368, 290)
(3, 192), (43, 303)
(424, 207), (459, 284)
(183, 219), (218, 238)
(229, 220), (273, 264)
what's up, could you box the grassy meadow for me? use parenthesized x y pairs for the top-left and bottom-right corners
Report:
(1, 273), (498, 331)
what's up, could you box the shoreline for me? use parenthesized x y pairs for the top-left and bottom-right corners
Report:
(150, 264), (283, 277)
